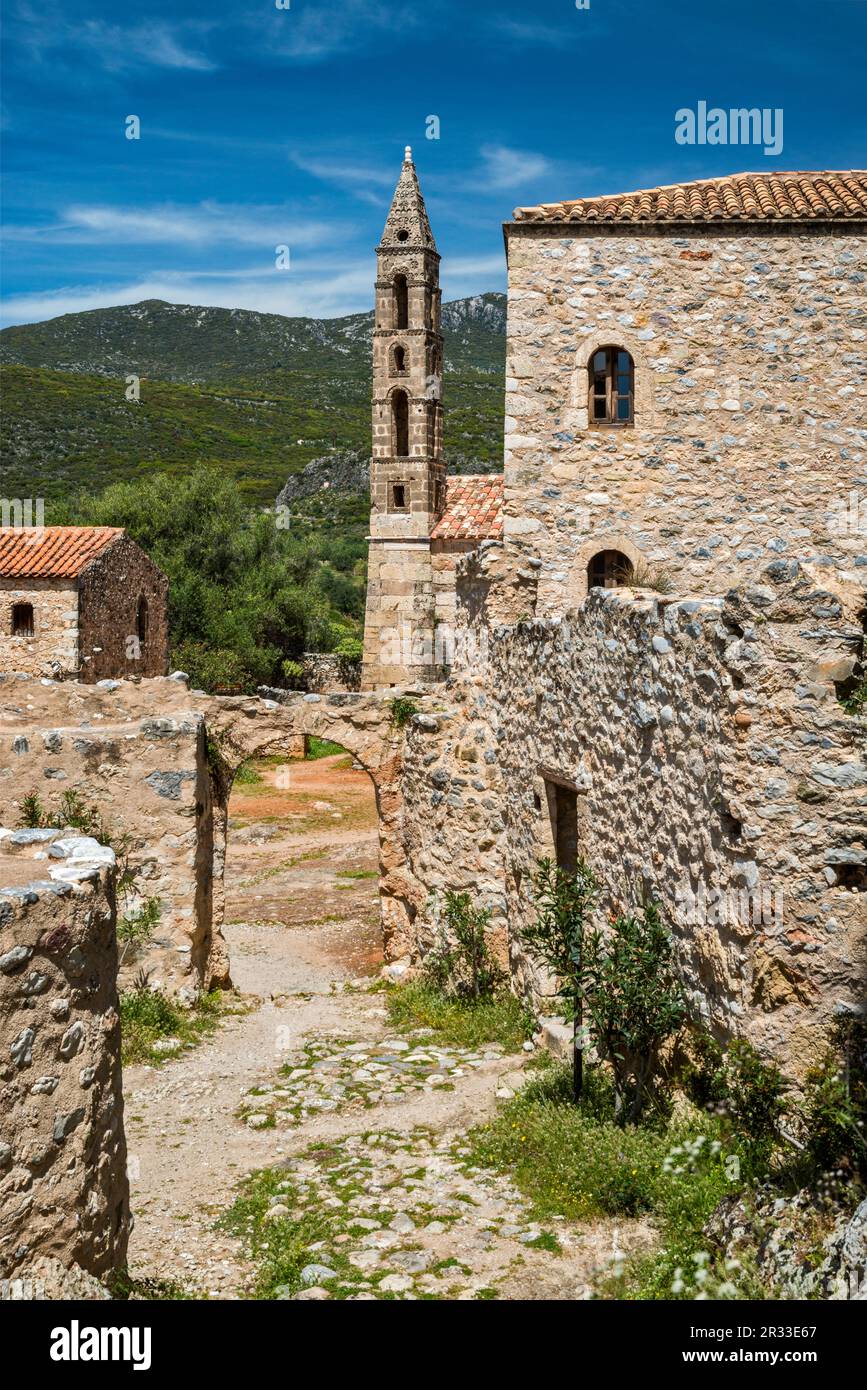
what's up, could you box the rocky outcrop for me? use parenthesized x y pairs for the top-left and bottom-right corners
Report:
(276, 449), (370, 507)
(706, 1189), (867, 1299)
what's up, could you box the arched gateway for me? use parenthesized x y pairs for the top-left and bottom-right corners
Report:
(203, 689), (421, 975)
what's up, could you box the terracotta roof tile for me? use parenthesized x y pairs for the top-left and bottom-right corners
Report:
(431, 475), (503, 542)
(0, 526), (124, 578)
(512, 171), (867, 225)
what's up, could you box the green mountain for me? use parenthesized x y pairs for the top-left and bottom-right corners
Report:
(0, 293), (506, 507)
(0, 292), (506, 381)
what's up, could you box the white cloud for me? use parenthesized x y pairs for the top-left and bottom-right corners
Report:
(475, 145), (554, 192)
(263, 0), (428, 62)
(0, 250), (506, 330)
(12, 7), (216, 73)
(0, 263), (376, 328)
(6, 202), (339, 250)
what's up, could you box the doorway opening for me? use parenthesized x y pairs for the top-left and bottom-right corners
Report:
(223, 734), (382, 982)
(545, 779), (578, 874)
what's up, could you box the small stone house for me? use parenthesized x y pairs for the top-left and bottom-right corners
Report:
(0, 526), (169, 681)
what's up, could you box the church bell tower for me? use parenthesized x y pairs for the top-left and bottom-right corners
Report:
(361, 147), (445, 687)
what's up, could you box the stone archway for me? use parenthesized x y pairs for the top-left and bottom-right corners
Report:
(202, 690), (420, 979)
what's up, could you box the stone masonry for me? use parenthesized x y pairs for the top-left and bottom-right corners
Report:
(0, 527), (169, 682)
(0, 832), (130, 1280)
(502, 211), (867, 616)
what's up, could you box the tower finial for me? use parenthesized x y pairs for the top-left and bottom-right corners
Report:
(404, 145), (413, 164)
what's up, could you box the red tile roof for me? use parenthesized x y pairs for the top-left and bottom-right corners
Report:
(0, 526), (124, 578)
(512, 171), (867, 224)
(431, 475), (503, 542)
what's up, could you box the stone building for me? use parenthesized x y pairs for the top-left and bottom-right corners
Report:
(501, 170), (867, 614)
(0, 526), (169, 681)
(361, 149), (502, 687)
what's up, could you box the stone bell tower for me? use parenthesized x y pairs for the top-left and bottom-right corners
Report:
(361, 146), (445, 688)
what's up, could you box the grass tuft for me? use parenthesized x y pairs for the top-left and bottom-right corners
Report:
(386, 980), (533, 1051)
(120, 988), (227, 1066)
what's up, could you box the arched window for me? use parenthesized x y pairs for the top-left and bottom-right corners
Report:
(393, 274), (408, 330)
(392, 389), (409, 457)
(589, 346), (634, 426)
(11, 601), (34, 636)
(391, 344), (407, 374)
(587, 549), (634, 590)
(136, 595), (149, 648)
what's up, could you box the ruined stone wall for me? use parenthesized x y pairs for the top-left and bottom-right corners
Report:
(78, 534), (169, 682)
(431, 538), (478, 635)
(400, 549), (867, 1073)
(0, 578), (79, 678)
(0, 676), (447, 994)
(0, 832), (129, 1280)
(503, 225), (867, 617)
(300, 653), (361, 694)
(0, 674), (222, 995)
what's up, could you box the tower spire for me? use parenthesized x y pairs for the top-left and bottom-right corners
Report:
(380, 146), (438, 253)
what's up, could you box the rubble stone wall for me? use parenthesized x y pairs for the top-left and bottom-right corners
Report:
(0, 579), (79, 679)
(0, 677), (444, 991)
(0, 675), (220, 994)
(0, 833), (130, 1280)
(400, 550), (867, 1073)
(503, 225), (867, 619)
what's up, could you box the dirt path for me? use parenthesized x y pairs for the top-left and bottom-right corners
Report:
(124, 756), (651, 1300)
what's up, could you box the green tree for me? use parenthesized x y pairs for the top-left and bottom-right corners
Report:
(59, 465), (364, 692)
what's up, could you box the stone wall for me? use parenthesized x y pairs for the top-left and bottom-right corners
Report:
(503, 225), (867, 618)
(78, 534), (170, 682)
(399, 548), (867, 1074)
(299, 653), (361, 694)
(0, 674), (222, 995)
(0, 831), (129, 1280)
(0, 578), (79, 679)
(0, 676), (444, 993)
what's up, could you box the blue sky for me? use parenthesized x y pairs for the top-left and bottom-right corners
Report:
(1, 0), (865, 327)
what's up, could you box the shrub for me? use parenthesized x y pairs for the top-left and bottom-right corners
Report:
(801, 1013), (867, 1180)
(118, 896), (161, 968)
(680, 1027), (729, 1112)
(389, 697), (417, 728)
(520, 857), (599, 1100)
(280, 658), (305, 687)
(333, 634), (363, 661)
(18, 790), (49, 829)
(582, 903), (686, 1124)
(721, 1039), (789, 1174)
(422, 890), (504, 1001)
